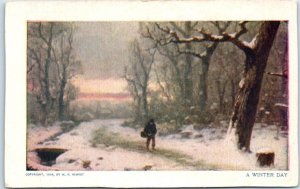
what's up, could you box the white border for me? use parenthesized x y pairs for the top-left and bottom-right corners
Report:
(5, 0), (298, 187)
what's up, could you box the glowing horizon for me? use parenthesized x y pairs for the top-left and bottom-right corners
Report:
(72, 76), (160, 101)
(72, 76), (128, 93)
(71, 76), (130, 101)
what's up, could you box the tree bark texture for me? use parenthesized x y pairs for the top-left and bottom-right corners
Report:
(232, 21), (280, 152)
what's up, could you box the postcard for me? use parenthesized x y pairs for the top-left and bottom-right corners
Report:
(5, 0), (298, 187)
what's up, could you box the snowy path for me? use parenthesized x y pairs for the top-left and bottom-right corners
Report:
(27, 119), (288, 171)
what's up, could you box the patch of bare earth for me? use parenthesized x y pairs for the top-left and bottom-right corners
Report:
(27, 125), (62, 170)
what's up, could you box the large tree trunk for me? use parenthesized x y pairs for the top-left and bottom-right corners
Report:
(198, 43), (217, 111)
(183, 22), (193, 106)
(231, 21), (280, 152)
(39, 23), (54, 125)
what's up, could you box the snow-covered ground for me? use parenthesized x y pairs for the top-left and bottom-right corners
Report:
(27, 119), (288, 171)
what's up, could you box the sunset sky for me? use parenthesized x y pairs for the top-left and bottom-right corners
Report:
(72, 76), (130, 101)
(72, 22), (139, 101)
(72, 77), (127, 94)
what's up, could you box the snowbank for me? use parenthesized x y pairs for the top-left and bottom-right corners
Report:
(27, 119), (288, 171)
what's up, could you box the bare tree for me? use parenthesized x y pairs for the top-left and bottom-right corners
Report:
(157, 21), (280, 152)
(52, 25), (82, 120)
(170, 22), (194, 106)
(124, 66), (142, 123)
(28, 22), (58, 124)
(145, 21), (231, 111)
(27, 22), (81, 124)
(210, 43), (244, 113)
(141, 22), (194, 107)
(124, 40), (156, 124)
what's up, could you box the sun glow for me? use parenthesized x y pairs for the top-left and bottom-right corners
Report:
(72, 76), (130, 101)
(72, 76), (128, 94)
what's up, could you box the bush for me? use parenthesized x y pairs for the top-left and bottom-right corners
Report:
(60, 121), (76, 133)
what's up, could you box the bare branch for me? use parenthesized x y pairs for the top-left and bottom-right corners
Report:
(28, 48), (42, 67)
(66, 29), (74, 68)
(210, 21), (220, 30)
(235, 21), (248, 38)
(27, 63), (35, 74)
(38, 23), (54, 46)
(211, 21), (232, 33)
(170, 22), (186, 35)
(141, 24), (173, 47)
(133, 63), (143, 89)
(38, 23), (49, 45)
(154, 67), (171, 101)
(51, 47), (61, 80)
(123, 66), (140, 100)
(156, 21), (253, 53)
(266, 71), (288, 79)
(191, 22), (198, 28)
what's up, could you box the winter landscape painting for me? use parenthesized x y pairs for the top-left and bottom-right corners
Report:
(26, 21), (289, 171)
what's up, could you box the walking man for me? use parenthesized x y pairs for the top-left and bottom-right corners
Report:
(144, 118), (157, 150)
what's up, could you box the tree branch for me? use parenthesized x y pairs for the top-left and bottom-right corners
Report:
(27, 63), (35, 74)
(156, 21), (253, 53)
(154, 67), (171, 101)
(51, 47), (62, 81)
(123, 66), (140, 99)
(266, 71), (288, 79)
(170, 22), (186, 36)
(141, 24), (173, 47)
